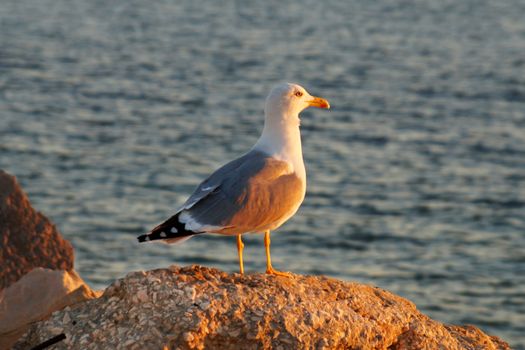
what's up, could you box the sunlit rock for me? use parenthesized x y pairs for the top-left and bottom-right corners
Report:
(17, 265), (510, 350)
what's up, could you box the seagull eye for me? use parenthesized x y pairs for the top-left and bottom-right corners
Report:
(295, 91), (303, 97)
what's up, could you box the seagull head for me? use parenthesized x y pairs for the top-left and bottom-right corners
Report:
(265, 83), (330, 122)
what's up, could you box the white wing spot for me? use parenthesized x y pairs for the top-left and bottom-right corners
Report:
(170, 227), (178, 233)
(159, 231), (167, 238)
(201, 186), (214, 191)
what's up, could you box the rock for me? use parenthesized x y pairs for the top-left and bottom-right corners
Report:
(0, 268), (101, 349)
(0, 170), (74, 290)
(0, 170), (100, 348)
(16, 265), (511, 350)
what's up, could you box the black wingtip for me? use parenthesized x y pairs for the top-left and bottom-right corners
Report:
(137, 234), (149, 243)
(139, 213), (200, 244)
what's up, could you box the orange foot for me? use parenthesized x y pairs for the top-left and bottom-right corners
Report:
(265, 267), (293, 277)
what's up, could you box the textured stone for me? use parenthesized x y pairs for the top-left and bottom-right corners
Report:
(0, 170), (74, 290)
(0, 170), (100, 349)
(0, 268), (100, 349)
(16, 265), (510, 350)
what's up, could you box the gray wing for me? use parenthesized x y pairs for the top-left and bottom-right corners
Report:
(179, 150), (268, 211)
(179, 150), (304, 233)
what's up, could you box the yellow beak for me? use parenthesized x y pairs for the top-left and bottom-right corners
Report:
(308, 96), (330, 109)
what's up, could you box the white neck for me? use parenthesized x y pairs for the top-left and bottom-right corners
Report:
(252, 111), (305, 178)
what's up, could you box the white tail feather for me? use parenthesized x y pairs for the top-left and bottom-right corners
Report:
(163, 235), (194, 245)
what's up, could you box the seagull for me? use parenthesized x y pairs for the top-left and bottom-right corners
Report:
(138, 83), (330, 276)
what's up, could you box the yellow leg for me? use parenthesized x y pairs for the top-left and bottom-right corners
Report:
(264, 230), (292, 277)
(237, 234), (245, 275)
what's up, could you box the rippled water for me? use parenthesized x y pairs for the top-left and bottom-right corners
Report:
(1, 0), (524, 347)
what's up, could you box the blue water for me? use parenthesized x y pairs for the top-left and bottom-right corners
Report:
(1, 0), (524, 347)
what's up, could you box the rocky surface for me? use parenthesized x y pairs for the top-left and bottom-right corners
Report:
(17, 265), (510, 350)
(0, 170), (74, 290)
(0, 268), (101, 349)
(0, 170), (99, 349)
